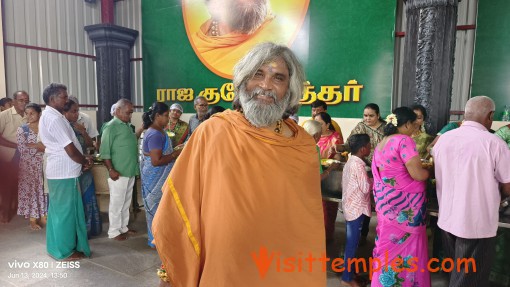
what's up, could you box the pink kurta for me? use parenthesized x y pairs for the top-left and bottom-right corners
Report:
(432, 121), (510, 238)
(342, 155), (372, 221)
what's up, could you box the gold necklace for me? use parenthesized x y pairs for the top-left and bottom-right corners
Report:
(274, 119), (283, 134)
(169, 120), (179, 132)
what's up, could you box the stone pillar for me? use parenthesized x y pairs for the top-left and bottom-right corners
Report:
(85, 24), (138, 126)
(401, 0), (459, 134)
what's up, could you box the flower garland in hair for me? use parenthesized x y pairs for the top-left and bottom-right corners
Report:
(385, 113), (398, 127)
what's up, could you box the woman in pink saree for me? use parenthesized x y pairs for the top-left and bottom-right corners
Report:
(314, 112), (343, 160)
(371, 107), (430, 287)
(314, 112), (344, 241)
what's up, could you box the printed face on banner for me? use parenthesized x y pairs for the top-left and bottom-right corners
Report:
(182, 0), (310, 79)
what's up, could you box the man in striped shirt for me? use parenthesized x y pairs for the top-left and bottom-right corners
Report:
(341, 134), (373, 287)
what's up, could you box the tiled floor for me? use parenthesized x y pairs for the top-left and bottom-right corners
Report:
(0, 209), (160, 287)
(0, 198), (455, 287)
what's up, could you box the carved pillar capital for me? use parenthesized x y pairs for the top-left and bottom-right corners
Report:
(404, 0), (459, 10)
(85, 24), (139, 127)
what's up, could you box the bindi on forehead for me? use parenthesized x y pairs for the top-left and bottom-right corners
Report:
(263, 58), (288, 75)
(267, 61), (278, 73)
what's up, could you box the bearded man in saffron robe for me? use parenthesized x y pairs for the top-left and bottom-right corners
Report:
(153, 42), (326, 287)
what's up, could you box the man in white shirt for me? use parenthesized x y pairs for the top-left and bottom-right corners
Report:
(39, 83), (92, 261)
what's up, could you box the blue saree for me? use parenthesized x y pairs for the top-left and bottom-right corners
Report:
(79, 170), (102, 237)
(141, 130), (174, 248)
(71, 124), (102, 237)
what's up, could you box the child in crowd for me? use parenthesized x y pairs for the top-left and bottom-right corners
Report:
(341, 134), (372, 287)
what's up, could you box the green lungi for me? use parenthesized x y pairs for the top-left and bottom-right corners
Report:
(47, 178), (91, 259)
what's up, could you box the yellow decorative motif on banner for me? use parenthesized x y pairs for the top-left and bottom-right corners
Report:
(220, 83), (235, 101)
(300, 84), (317, 104)
(157, 80), (363, 105)
(343, 80), (364, 102)
(157, 88), (194, 102)
(177, 88), (194, 101)
(299, 80), (364, 105)
(199, 88), (221, 105)
(156, 89), (169, 102)
(317, 85), (343, 104)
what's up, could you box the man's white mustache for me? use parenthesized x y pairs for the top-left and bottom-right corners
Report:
(250, 87), (277, 102)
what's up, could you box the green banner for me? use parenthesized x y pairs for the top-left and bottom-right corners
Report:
(142, 0), (396, 117)
(471, 0), (510, 120)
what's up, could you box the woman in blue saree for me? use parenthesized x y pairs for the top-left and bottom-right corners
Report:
(63, 99), (102, 237)
(141, 102), (182, 248)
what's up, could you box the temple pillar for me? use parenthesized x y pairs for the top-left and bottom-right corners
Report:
(85, 24), (138, 126)
(401, 0), (459, 134)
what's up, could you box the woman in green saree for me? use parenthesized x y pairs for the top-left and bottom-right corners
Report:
(165, 103), (189, 148)
(339, 103), (386, 165)
(411, 104), (434, 159)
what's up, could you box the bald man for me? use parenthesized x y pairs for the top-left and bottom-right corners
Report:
(432, 96), (510, 287)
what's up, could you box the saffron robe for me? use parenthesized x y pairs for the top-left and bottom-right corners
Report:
(153, 110), (326, 287)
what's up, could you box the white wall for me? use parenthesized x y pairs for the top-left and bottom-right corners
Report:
(79, 110), (143, 133)
(82, 109), (362, 140)
(82, 110), (508, 141)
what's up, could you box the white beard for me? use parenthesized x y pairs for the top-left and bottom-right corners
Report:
(239, 85), (289, 128)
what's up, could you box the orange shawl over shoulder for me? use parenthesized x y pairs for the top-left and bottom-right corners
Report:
(152, 110), (326, 287)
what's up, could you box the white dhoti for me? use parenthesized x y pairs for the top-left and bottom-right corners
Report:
(107, 176), (135, 238)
